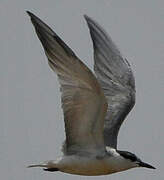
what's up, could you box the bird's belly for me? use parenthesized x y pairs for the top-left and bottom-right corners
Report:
(58, 155), (118, 176)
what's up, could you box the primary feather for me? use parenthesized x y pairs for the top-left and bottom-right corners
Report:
(84, 15), (135, 148)
(27, 11), (107, 155)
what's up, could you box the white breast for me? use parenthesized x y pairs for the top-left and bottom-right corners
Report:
(55, 153), (136, 176)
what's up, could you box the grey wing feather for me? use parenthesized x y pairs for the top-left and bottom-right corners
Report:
(84, 15), (136, 149)
(27, 12), (108, 154)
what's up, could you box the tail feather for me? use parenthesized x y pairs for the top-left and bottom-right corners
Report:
(27, 164), (48, 168)
(27, 160), (59, 172)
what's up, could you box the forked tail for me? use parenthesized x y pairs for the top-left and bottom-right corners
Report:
(28, 164), (47, 168)
(27, 162), (59, 172)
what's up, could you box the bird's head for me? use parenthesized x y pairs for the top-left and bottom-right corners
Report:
(117, 150), (156, 169)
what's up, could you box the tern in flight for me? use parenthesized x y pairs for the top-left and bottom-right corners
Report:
(27, 11), (155, 176)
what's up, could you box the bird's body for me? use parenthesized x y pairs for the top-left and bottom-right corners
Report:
(27, 12), (155, 176)
(29, 148), (138, 176)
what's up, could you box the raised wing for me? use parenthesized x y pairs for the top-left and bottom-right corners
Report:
(27, 12), (107, 155)
(84, 15), (136, 149)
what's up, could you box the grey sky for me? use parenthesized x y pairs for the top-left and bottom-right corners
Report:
(1, 0), (163, 179)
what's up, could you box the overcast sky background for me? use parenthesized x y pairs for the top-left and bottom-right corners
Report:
(1, 0), (163, 180)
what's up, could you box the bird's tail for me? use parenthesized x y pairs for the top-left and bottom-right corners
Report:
(27, 161), (59, 172)
(28, 164), (47, 168)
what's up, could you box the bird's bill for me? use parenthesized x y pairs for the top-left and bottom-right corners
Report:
(139, 161), (156, 169)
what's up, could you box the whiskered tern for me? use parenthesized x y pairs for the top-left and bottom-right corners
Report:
(27, 11), (155, 176)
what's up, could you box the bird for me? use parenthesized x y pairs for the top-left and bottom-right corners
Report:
(27, 11), (155, 176)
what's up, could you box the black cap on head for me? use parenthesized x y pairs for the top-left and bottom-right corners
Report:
(117, 150), (156, 169)
(117, 150), (138, 162)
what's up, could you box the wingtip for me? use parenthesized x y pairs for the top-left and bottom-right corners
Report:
(26, 11), (43, 29)
(26, 11), (38, 28)
(84, 15), (94, 30)
(83, 14), (88, 19)
(83, 15), (97, 29)
(26, 11), (33, 17)
(26, 11), (38, 21)
(83, 14), (91, 23)
(26, 10), (30, 15)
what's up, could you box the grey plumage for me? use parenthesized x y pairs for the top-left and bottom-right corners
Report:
(27, 11), (136, 151)
(27, 11), (107, 155)
(84, 15), (136, 148)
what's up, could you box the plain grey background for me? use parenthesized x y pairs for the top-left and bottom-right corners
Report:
(1, 0), (163, 180)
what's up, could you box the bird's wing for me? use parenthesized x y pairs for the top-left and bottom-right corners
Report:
(84, 15), (136, 149)
(27, 12), (107, 155)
